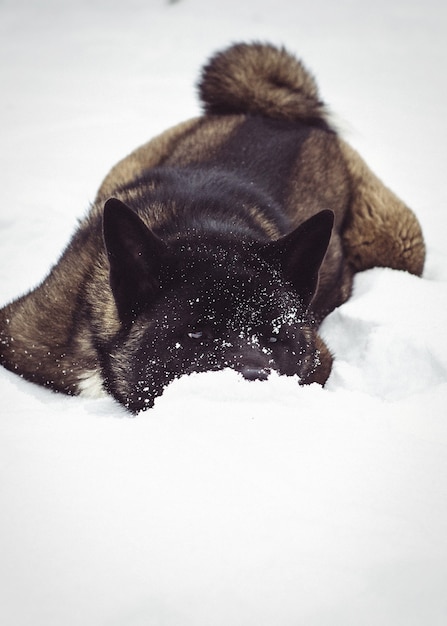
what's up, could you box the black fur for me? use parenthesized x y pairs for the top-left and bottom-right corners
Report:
(0, 42), (425, 413)
(101, 197), (333, 412)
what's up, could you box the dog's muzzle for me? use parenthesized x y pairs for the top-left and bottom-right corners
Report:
(239, 365), (270, 381)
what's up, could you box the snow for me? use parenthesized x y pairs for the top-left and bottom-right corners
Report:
(1, 0), (447, 624)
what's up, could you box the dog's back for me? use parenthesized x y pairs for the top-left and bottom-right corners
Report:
(0, 42), (425, 411)
(102, 43), (352, 318)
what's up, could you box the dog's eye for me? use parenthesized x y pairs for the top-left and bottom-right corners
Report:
(266, 327), (281, 344)
(187, 331), (204, 340)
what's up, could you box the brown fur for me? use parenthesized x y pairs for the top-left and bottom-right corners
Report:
(0, 42), (425, 407)
(199, 42), (328, 124)
(339, 139), (425, 275)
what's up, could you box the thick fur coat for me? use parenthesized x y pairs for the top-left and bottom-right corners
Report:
(0, 43), (425, 412)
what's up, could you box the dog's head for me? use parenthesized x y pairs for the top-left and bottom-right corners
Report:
(101, 198), (333, 412)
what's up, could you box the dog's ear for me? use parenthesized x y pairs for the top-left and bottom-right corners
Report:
(262, 210), (334, 308)
(103, 198), (168, 324)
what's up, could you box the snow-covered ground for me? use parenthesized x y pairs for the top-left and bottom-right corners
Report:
(1, 1), (447, 624)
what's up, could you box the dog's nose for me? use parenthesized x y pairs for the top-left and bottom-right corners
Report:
(240, 366), (270, 381)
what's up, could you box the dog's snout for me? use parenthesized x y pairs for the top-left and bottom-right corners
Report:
(240, 366), (270, 381)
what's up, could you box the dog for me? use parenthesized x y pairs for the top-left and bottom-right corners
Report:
(0, 42), (425, 412)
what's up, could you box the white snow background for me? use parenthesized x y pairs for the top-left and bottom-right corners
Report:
(1, 1), (447, 624)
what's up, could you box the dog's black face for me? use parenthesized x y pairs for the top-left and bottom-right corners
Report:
(104, 263), (320, 412)
(101, 199), (333, 412)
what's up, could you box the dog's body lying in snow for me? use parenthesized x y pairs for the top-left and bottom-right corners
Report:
(0, 43), (425, 412)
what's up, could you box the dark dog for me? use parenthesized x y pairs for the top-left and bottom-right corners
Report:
(0, 43), (425, 412)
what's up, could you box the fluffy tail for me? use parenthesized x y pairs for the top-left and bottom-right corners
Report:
(198, 42), (329, 125)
